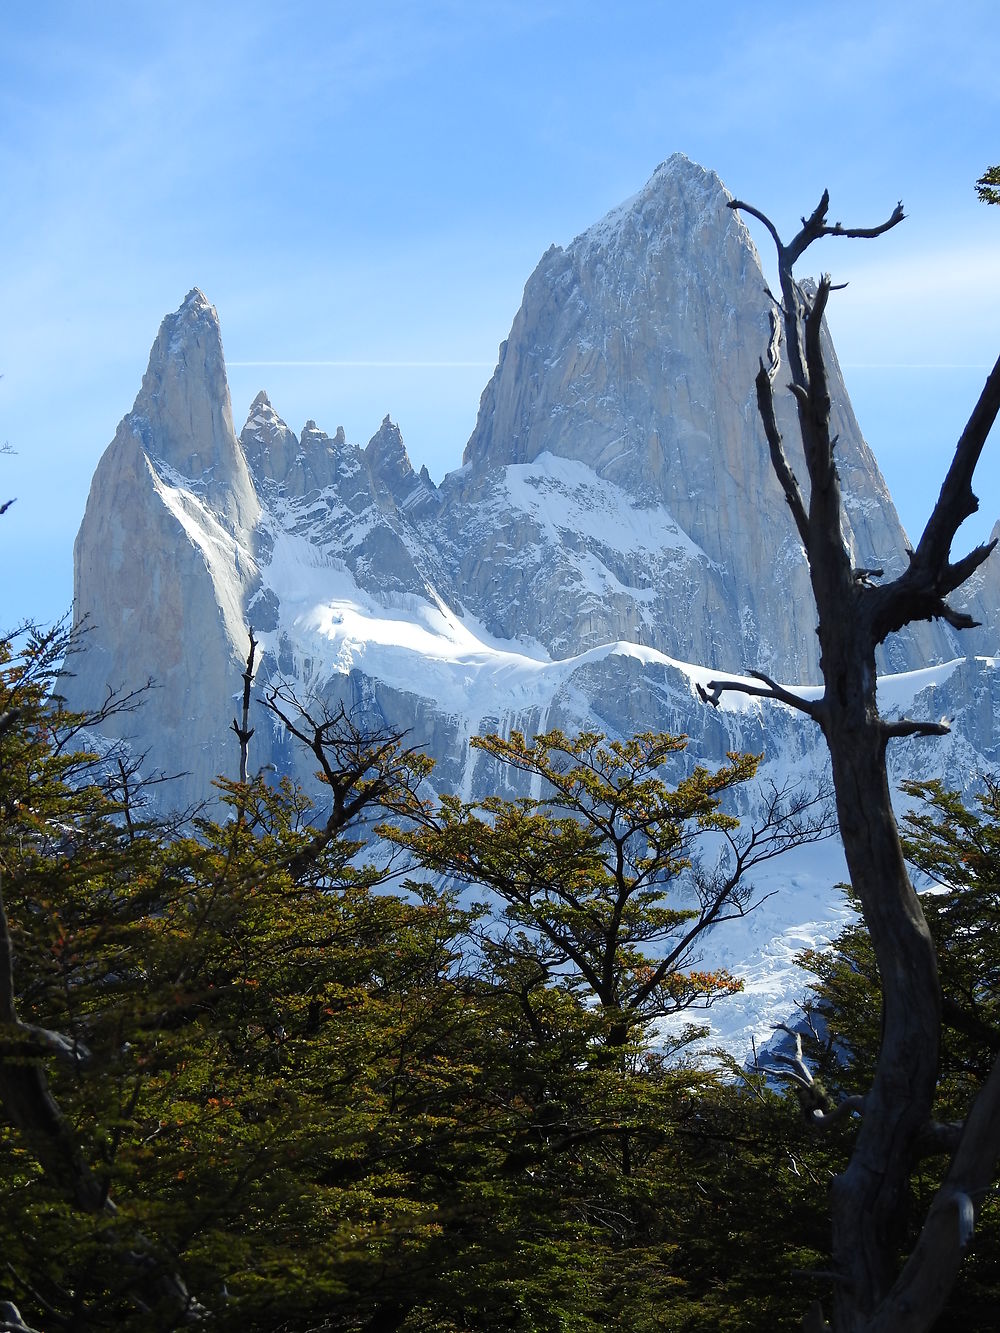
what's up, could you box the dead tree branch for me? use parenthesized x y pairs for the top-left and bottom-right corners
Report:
(263, 685), (431, 878)
(231, 628), (258, 786)
(880, 718), (951, 741)
(697, 670), (821, 721)
(769, 1025), (865, 1128)
(718, 186), (1000, 1331)
(756, 356), (811, 547)
(869, 354), (1000, 645)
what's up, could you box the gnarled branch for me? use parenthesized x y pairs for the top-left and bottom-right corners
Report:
(869, 355), (1000, 645)
(914, 353), (1000, 572)
(770, 1025), (866, 1128)
(756, 357), (810, 547)
(729, 194), (904, 273)
(880, 718), (951, 741)
(697, 671), (821, 722)
(230, 627), (258, 786)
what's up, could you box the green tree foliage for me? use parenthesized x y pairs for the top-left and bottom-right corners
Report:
(388, 730), (828, 1051)
(976, 165), (1000, 205)
(0, 626), (493, 1329)
(0, 625), (835, 1332)
(655, 1065), (847, 1333)
(901, 778), (1000, 1084)
(797, 777), (1000, 1327)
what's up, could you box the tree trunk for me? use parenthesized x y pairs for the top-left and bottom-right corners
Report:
(825, 726), (941, 1326)
(812, 570), (941, 1325)
(710, 190), (1000, 1330)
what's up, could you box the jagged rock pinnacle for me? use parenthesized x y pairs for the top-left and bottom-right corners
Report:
(65, 169), (991, 826)
(123, 290), (259, 534)
(60, 166), (1000, 1055)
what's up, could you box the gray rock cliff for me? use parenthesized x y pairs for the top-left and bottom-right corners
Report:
(67, 290), (261, 797)
(451, 155), (955, 674)
(64, 161), (996, 818)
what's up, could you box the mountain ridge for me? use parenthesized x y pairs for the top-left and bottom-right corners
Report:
(61, 156), (1000, 1051)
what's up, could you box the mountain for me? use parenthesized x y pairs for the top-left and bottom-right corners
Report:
(69, 288), (261, 799)
(62, 154), (1000, 1051)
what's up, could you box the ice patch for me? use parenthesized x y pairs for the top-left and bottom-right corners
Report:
(503, 453), (708, 563)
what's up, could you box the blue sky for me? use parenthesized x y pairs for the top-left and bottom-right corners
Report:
(2, 0), (998, 629)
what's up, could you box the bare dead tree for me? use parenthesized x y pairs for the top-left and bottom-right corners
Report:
(263, 684), (432, 880)
(700, 189), (1000, 1331)
(1, 436), (14, 518)
(231, 628), (258, 786)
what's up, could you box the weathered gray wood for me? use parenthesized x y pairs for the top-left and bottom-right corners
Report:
(707, 191), (1000, 1331)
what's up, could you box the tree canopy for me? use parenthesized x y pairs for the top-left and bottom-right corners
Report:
(976, 165), (1000, 205)
(5, 169), (1000, 1333)
(0, 623), (841, 1332)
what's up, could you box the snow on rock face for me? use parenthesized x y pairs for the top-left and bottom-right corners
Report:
(135, 288), (259, 535)
(457, 153), (955, 677)
(67, 289), (261, 798)
(365, 414), (439, 520)
(64, 159), (1000, 1055)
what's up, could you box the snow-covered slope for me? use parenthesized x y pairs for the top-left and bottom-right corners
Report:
(63, 156), (1000, 1054)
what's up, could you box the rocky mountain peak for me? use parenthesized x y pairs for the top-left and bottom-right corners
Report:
(455, 155), (954, 676)
(571, 153), (731, 261)
(67, 163), (974, 768)
(179, 285), (213, 314)
(365, 414), (406, 462)
(365, 415), (438, 517)
(240, 392), (300, 490)
(152, 287), (224, 391)
(67, 289), (262, 799)
(461, 155), (754, 476)
(121, 289), (258, 535)
(243, 390), (284, 433)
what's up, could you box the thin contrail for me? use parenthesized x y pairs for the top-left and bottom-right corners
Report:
(230, 359), (991, 371)
(228, 359), (494, 368)
(228, 359), (990, 370)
